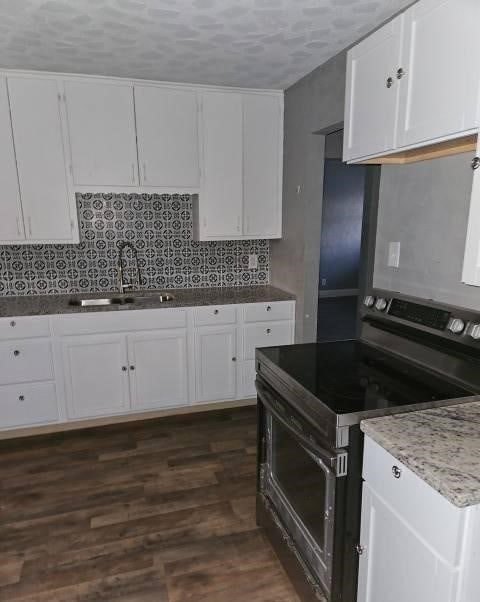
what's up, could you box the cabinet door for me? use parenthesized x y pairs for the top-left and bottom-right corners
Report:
(396, 0), (480, 148)
(7, 77), (74, 242)
(0, 76), (24, 242)
(65, 81), (138, 186)
(195, 326), (237, 402)
(127, 330), (188, 410)
(199, 91), (243, 239)
(462, 137), (480, 286)
(61, 334), (130, 419)
(357, 484), (458, 602)
(135, 86), (199, 188)
(343, 16), (403, 162)
(243, 93), (282, 238)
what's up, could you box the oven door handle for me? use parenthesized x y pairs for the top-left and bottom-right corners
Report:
(256, 379), (347, 476)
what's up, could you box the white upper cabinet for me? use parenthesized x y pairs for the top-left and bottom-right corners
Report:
(396, 0), (480, 148)
(7, 76), (77, 243)
(344, 0), (480, 162)
(462, 138), (480, 286)
(196, 90), (283, 240)
(199, 91), (244, 239)
(65, 81), (138, 187)
(0, 76), (23, 242)
(343, 16), (403, 162)
(0, 70), (283, 242)
(135, 86), (200, 189)
(243, 93), (282, 238)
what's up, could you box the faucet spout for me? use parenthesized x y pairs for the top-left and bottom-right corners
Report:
(117, 241), (141, 294)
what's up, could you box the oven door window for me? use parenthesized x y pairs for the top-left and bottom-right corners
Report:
(266, 412), (336, 594)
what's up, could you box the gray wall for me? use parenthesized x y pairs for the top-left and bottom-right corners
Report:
(374, 153), (480, 310)
(270, 51), (347, 343)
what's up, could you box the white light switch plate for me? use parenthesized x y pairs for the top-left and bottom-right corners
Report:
(248, 254), (258, 269)
(388, 242), (401, 268)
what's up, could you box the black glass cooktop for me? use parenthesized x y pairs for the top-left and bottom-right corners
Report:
(257, 342), (471, 415)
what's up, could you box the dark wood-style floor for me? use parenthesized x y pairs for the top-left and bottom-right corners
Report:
(0, 407), (300, 602)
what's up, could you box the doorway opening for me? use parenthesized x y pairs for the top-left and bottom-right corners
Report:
(317, 130), (378, 342)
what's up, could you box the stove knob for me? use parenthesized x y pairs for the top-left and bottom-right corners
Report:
(364, 295), (376, 308)
(468, 323), (480, 340)
(448, 318), (465, 335)
(375, 298), (388, 312)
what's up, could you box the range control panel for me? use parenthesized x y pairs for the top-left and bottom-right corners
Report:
(363, 294), (480, 341)
(388, 299), (451, 331)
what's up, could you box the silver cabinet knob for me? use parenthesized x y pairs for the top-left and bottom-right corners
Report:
(18, 395), (24, 402)
(266, 328), (271, 334)
(10, 320), (16, 328)
(396, 67), (406, 79)
(232, 357), (237, 362)
(355, 543), (365, 555)
(472, 156), (480, 171)
(13, 350), (20, 357)
(266, 305), (272, 312)
(122, 366), (127, 371)
(392, 465), (402, 479)
(214, 309), (219, 315)
(386, 76), (393, 88)
(130, 365), (135, 371)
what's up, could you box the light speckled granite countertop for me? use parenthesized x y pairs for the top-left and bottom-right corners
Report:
(0, 285), (295, 318)
(361, 400), (480, 508)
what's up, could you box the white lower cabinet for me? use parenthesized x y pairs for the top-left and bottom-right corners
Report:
(61, 334), (130, 419)
(0, 300), (294, 431)
(241, 360), (257, 399)
(127, 330), (188, 410)
(194, 326), (237, 403)
(358, 483), (457, 602)
(0, 382), (59, 428)
(359, 437), (480, 602)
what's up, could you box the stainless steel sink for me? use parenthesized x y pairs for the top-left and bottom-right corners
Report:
(69, 297), (135, 307)
(68, 293), (175, 307)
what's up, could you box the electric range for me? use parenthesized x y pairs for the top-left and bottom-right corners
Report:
(255, 291), (480, 602)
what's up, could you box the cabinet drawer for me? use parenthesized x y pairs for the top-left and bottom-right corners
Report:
(243, 322), (293, 360)
(363, 437), (466, 567)
(0, 315), (50, 339)
(194, 305), (237, 326)
(0, 382), (59, 428)
(244, 301), (294, 323)
(52, 308), (187, 336)
(0, 339), (53, 385)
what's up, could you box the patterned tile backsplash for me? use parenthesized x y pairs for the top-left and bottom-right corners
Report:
(0, 193), (270, 296)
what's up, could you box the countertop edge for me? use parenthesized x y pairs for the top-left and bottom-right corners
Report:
(360, 400), (480, 509)
(0, 285), (296, 318)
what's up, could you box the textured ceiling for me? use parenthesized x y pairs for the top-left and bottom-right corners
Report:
(0, 0), (414, 89)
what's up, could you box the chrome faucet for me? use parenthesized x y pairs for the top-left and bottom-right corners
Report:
(117, 241), (141, 294)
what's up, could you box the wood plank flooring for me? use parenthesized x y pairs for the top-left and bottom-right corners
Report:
(0, 407), (300, 602)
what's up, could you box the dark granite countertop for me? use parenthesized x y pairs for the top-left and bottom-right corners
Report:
(0, 285), (295, 318)
(361, 400), (480, 508)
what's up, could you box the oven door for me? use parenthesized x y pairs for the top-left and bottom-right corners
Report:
(257, 378), (347, 598)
